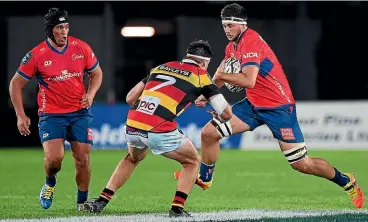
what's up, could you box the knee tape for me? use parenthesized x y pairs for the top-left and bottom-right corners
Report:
(210, 118), (233, 138)
(283, 143), (308, 164)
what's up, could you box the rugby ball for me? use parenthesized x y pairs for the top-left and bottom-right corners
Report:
(223, 57), (243, 93)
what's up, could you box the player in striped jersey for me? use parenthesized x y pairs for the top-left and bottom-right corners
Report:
(83, 40), (233, 217)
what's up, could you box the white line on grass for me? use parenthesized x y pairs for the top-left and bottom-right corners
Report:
(1, 209), (368, 222)
(0, 196), (27, 199)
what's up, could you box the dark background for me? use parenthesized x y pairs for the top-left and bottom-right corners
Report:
(0, 1), (366, 147)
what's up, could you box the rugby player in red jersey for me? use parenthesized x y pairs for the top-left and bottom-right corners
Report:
(83, 40), (232, 217)
(175, 3), (364, 208)
(9, 8), (103, 210)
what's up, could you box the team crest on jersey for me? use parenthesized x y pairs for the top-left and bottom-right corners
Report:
(21, 52), (32, 65)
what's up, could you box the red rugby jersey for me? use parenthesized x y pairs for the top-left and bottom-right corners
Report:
(224, 28), (295, 108)
(17, 36), (99, 114)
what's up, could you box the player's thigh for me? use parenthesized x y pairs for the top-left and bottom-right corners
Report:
(204, 98), (260, 139)
(161, 138), (200, 166)
(146, 129), (189, 156)
(125, 125), (150, 161)
(38, 115), (68, 143)
(39, 115), (68, 161)
(67, 109), (94, 145)
(259, 104), (304, 143)
(42, 138), (65, 162)
(259, 104), (307, 164)
(127, 146), (149, 163)
(70, 141), (91, 163)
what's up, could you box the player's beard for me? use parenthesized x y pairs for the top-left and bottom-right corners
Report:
(230, 30), (243, 42)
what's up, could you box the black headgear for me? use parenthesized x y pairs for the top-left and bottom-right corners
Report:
(43, 8), (69, 43)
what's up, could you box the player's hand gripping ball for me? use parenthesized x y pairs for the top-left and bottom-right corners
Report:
(223, 57), (243, 93)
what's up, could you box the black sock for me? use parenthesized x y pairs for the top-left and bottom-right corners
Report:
(45, 175), (56, 187)
(98, 188), (115, 204)
(171, 191), (188, 212)
(330, 168), (350, 187)
(77, 189), (88, 204)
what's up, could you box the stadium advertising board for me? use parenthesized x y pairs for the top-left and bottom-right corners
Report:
(240, 101), (368, 150)
(67, 102), (368, 150)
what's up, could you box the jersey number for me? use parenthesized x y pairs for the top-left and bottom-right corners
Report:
(149, 75), (176, 91)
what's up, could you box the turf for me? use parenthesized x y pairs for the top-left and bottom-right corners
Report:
(0, 149), (367, 220)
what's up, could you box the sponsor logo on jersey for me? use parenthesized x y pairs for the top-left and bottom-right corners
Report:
(242, 52), (258, 59)
(158, 65), (191, 77)
(72, 54), (84, 60)
(136, 96), (160, 115)
(44, 60), (52, 67)
(47, 69), (82, 81)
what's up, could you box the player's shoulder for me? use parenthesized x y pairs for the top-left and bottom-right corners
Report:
(243, 28), (262, 43)
(68, 36), (91, 49)
(28, 41), (48, 57)
(162, 60), (205, 75)
(21, 41), (47, 65)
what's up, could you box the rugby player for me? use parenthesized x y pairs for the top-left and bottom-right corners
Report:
(175, 3), (364, 208)
(9, 8), (103, 210)
(83, 40), (232, 217)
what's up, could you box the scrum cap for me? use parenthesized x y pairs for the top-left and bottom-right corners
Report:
(43, 8), (69, 42)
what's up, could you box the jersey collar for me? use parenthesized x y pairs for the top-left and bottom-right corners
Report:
(233, 28), (249, 46)
(182, 58), (200, 67)
(46, 38), (68, 55)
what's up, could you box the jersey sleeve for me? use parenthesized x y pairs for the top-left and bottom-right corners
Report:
(16, 51), (37, 80)
(240, 40), (262, 69)
(142, 68), (154, 84)
(84, 43), (99, 73)
(142, 73), (149, 84)
(199, 73), (221, 100)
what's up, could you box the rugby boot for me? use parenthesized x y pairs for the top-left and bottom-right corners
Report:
(174, 170), (213, 190)
(343, 173), (365, 208)
(169, 207), (192, 218)
(39, 184), (55, 209)
(83, 198), (107, 214)
(77, 202), (89, 212)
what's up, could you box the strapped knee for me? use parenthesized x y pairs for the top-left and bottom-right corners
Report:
(283, 143), (308, 164)
(210, 118), (233, 138)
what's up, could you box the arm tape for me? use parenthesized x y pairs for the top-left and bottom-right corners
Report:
(209, 94), (228, 115)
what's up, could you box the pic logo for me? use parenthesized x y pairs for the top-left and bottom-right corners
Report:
(137, 96), (160, 115)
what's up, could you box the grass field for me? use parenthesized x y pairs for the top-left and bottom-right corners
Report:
(0, 149), (367, 221)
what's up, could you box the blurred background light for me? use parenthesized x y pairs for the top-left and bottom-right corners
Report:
(121, 26), (155, 37)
